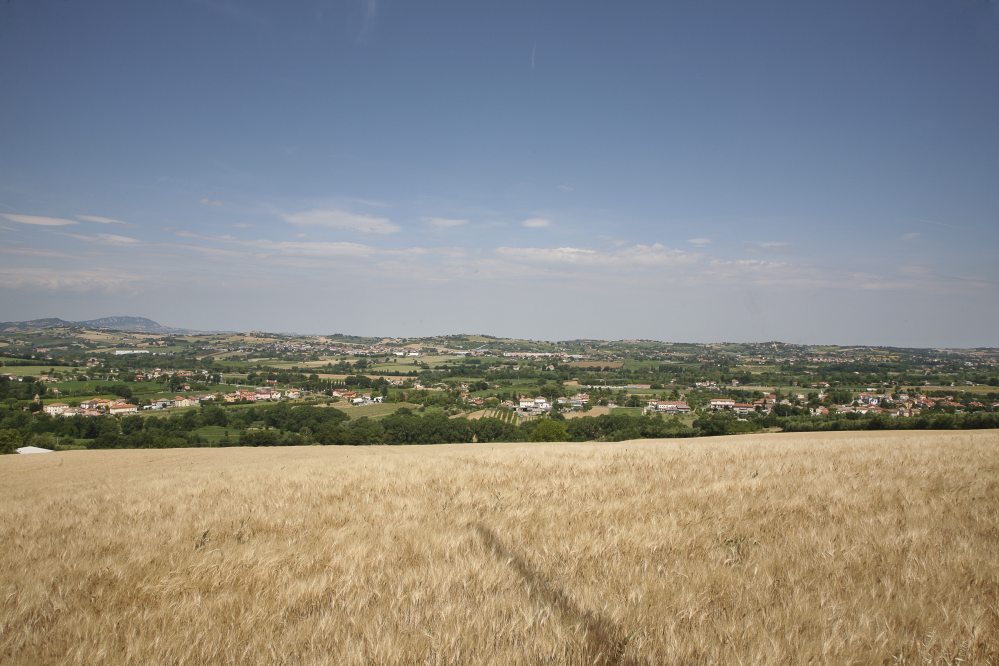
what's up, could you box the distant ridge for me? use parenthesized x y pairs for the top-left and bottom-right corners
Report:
(0, 316), (232, 335)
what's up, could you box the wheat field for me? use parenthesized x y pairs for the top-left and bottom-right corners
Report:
(1, 430), (997, 665)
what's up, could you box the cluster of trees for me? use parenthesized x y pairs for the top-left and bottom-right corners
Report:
(229, 410), (708, 447)
(774, 410), (999, 433)
(0, 376), (49, 403)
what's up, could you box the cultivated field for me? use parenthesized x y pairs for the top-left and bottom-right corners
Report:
(1, 430), (997, 665)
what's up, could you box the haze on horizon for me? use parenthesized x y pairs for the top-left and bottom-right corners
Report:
(1, 1), (996, 348)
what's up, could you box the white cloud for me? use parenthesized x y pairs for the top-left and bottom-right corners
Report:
(0, 214), (79, 226)
(200, 199), (223, 207)
(282, 209), (401, 234)
(759, 242), (789, 248)
(93, 234), (143, 245)
(496, 243), (700, 270)
(522, 218), (552, 228)
(901, 232), (923, 240)
(424, 217), (468, 228)
(76, 215), (127, 225)
(558, 185), (574, 191)
(233, 223), (255, 228)
(59, 232), (143, 246)
(687, 238), (712, 246)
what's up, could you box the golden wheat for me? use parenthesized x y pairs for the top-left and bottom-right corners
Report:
(1, 429), (997, 665)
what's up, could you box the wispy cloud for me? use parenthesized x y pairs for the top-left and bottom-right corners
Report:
(200, 199), (223, 207)
(745, 241), (790, 253)
(901, 232), (922, 240)
(57, 232), (145, 247)
(282, 209), (401, 234)
(91, 234), (143, 245)
(357, 0), (378, 42)
(558, 184), (574, 191)
(0, 267), (143, 293)
(76, 215), (128, 225)
(423, 217), (468, 228)
(1, 214), (79, 226)
(687, 238), (711, 247)
(0, 244), (74, 258)
(910, 216), (964, 230)
(522, 217), (551, 228)
(171, 229), (420, 261)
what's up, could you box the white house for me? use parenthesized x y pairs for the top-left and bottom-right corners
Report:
(42, 403), (69, 416)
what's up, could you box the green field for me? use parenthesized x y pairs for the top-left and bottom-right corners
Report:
(0, 365), (77, 377)
(609, 407), (644, 416)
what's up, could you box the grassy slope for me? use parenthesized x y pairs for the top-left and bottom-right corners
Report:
(1, 430), (997, 665)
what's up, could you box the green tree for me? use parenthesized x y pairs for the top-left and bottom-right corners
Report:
(693, 411), (735, 437)
(529, 419), (569, 442)
(0, 428), (25, 454)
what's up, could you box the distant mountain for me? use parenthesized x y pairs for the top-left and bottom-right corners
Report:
(75, 316), (172, 332)
(0, 316), (232, 335)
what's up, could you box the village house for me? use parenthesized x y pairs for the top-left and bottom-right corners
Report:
(109, 402), (138, 415)
(42, 402), (69, 416)
(655, 401), (690, 414)
(709, 398), (736, 410)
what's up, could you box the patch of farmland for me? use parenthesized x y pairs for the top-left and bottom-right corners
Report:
(0, 430), (996, 665)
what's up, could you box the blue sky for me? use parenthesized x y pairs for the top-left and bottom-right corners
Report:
(1, 0), (997, 346)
